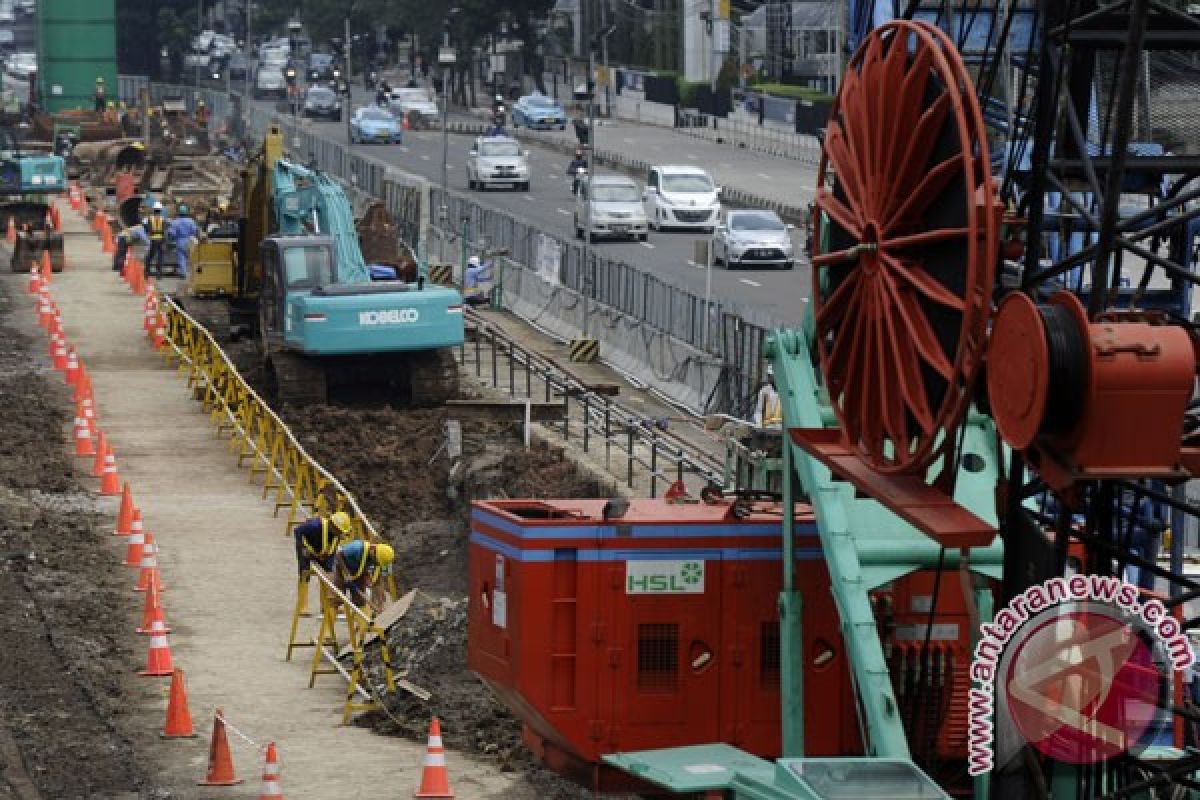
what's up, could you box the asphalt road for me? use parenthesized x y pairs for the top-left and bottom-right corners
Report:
(248, 91), (812, 326)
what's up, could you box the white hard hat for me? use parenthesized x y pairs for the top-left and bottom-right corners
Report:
(467, 256), (480, 267)
(766, 364), (774, 377)
(153, 201), (163, 211)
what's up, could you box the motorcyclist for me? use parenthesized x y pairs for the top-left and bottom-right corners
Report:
(566, 147), (588, 194)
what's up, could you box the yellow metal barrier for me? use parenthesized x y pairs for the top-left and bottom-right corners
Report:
(157, 295), (400, 713)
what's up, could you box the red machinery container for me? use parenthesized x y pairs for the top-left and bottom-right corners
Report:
(467, 497), (865, 791)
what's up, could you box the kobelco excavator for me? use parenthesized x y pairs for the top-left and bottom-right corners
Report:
(181, 124), (462, 406)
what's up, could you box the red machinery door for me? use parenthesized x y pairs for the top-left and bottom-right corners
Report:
(611, 555), (723, 750)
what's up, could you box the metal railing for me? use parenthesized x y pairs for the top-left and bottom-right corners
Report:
(461, 307), (727, 496)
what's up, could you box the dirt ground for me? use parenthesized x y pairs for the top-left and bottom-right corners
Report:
(285, 405), (620, 798)
(0, 280), (160, 798)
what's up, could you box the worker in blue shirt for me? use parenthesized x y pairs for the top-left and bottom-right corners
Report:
(463, 255), (493, 306)
(113, 223), (149, 273)
(168, 204), (201, 280)
(293, 510), (353, 579)
(333, 539), (395, 612)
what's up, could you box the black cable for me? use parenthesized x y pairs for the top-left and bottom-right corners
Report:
(906, 547), (947, 751)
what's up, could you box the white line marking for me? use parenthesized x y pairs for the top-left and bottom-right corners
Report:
(687, 153), (698, 160)
(556, 208), (571, 215)
(623, 137), (634, 144)
(640, 241), (655, 249)
(524, 194), (535, 201)
(739, 278), (761, 287)
(757, 173), (772, 181)
(420, 154), (430, 161)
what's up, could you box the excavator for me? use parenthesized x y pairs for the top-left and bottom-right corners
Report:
(180, 124), (462, 406)
(0, 127), (67, 272)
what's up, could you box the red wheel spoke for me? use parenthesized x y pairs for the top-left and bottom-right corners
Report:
(884, 227), (970, 250)
(841, 70), (880, 217)
(884, 35), (934, 181)
(883, 305), (936, 436)
(815, 273), (862, 330)
(884, 156), (963, 234)
(816, 189), (863, 240)
(824, 130), (868, 215)
(881, 270), (955, 381)
(876, 31), (911, 200)
(859, 285), (885, 457)
(882, 253), (966, 311)
(883, 93), (954, 224)
(822, 280), (867, 379)
(812, 247), (865, 268)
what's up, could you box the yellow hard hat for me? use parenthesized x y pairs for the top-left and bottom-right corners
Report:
(373, 543), (395, 572)
(329, 511), (352, 535)
(132, 141), (145, 150)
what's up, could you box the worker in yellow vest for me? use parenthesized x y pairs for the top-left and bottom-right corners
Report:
(753, 365), (782, 429)
(143, 202), (167, 278)
(332, 540), (395, 613)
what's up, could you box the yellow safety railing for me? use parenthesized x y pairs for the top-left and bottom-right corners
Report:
(156, 295), (401, 696)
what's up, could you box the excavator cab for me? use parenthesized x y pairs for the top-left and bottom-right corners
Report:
(259, 235), (336, 341)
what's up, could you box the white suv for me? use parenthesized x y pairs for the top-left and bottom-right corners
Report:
(642, 165), (721, 232)
(466, 136), (530, 191)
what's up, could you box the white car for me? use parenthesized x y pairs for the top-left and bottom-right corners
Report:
(7, 52), (35, 79)
(387, 87), (439, 125)
(713, 209), (796, 269)
(254, 67), (287, 99)
(574, 175), (649, 242)
(466, 136), (530, 191)
(642, 165), (721, 232)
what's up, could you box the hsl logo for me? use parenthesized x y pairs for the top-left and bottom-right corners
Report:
(625, 560), (705, 594)
(359, 309), (420, 326)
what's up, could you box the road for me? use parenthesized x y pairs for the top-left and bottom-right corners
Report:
(248, 89), (813, 326)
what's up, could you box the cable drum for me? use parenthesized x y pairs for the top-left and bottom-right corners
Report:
(1037, 303), (1088, 438)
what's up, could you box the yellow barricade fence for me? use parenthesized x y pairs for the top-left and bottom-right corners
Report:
(156, 296), (399, 714)
(307, 565), (397, 724)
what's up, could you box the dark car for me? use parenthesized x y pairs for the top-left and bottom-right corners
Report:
(302, 85), (342, 121)
(307, 52), (336, 83)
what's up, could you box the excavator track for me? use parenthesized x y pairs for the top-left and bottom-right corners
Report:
(265, 349), (328, 408)
(177, 296), (231, 341)
(408, 348), (459, 407)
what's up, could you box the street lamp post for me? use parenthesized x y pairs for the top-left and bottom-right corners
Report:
(438, 39), (456, 265)
(581, 23), (615, 340)
(344, 17), (354, 145)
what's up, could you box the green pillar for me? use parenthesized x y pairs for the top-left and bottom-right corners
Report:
(779, 420), (804, 756)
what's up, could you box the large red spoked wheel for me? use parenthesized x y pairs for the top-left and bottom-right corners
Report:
(812, 20), (999, 475)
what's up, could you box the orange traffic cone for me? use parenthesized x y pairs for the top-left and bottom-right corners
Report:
(153, 313), (167, 351)
(91, 431), (108, 477)
(414, 717), (455, 798)
(76, 370), (92, 404)
(134, 532), (163, 592)
(99, 445), (121, 495)
(123, 511), (145, 566)
(114, 482), (134, 535)
(136, 581), (170, 635)
(37, 293), (53, 328)
(162, 667), (197, 738)
(65, 347), (80, 385)
(41, 249), (52, 278)
(73, 414), (95, 457)
(199, 709), (244, 786)
(138, 628), (174, 677)
(27, 263), (39, 294)
(143, 294), (157, 333)
(257, 742), (284, 799)
(81, 393), (97, 435)
(5, 216), (14, 244)
(52, 336), (68, 372)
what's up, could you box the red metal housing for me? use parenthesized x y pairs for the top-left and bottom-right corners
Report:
(467, 498), (983, 791)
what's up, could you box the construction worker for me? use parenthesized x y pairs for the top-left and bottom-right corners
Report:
(332, 540), (394, 612)
(93, 75), (107, 112)
(463, 255), (492, 306)
(293, 510), (353, 579)
(195, 100), (209, 128)
(753, 365), (782, 429)
(168, 204), (200, 280)
(113, 222), (149, 273)
(143, 202), (167, 278)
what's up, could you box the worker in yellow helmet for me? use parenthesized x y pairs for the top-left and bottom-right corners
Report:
(293, 510), (353, 579)
(333, 539), (394, 612)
